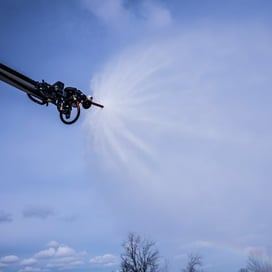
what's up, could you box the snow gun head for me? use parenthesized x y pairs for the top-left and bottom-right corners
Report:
(58, 87), (104, 125)
(82, 95), (104, 110)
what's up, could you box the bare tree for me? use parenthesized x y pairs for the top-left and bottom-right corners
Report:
(182, 253), (203, 272)
(246, 250), (272, 272)
(120, 233), (160, 272)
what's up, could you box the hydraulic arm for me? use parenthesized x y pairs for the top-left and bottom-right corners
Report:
(0, 63), (103, 124)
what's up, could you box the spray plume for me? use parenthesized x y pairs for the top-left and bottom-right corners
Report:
(84, 32), (242, 179)
(83, 28), (272, 239)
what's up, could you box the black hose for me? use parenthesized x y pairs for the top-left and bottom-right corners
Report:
(59, 102), (80, 125)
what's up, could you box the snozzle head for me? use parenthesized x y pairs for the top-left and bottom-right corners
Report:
(82, 95), (104, 109)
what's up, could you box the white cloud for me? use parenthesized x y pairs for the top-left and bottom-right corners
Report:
(32, 243), (85, 270)
(81, 0), (172, 31)
(20, 258), (37, 266)
(0, 255), (19, 263)
(34, 244), (82, 259)
(46, 255), (85, 270)
(34, 248), (55, 259)
(18, 266), (43, 272)
(81, 0), (130, 30)
(90, 254), (119, 267)
(46, 241), (59, 248)
(55, 246), (75, 257)
(14, 245), (86, 272)
(46, 259), (84, 269)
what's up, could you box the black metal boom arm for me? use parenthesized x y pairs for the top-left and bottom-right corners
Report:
(0, 63), (103, 124)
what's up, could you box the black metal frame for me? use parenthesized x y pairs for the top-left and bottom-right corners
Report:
(0, 63), (103, 124)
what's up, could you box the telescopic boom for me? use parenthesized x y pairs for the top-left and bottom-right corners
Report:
(0, 63), (103, 124)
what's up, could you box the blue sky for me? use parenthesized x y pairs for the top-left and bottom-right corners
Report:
(1, 1), (272, 272)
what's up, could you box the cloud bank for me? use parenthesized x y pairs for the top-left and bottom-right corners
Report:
(0, 255), (19, 263)
(0, 241), (118, 272)
(90, 254), (119, 267)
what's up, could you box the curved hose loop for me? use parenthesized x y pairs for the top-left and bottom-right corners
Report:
(27, 94), (47, 105)
(59, 101), (81, 125)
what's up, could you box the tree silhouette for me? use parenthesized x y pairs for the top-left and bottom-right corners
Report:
(246, 250), (272, 272)
(120, 233), (160, 272)
(182, 253), (203, 272)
